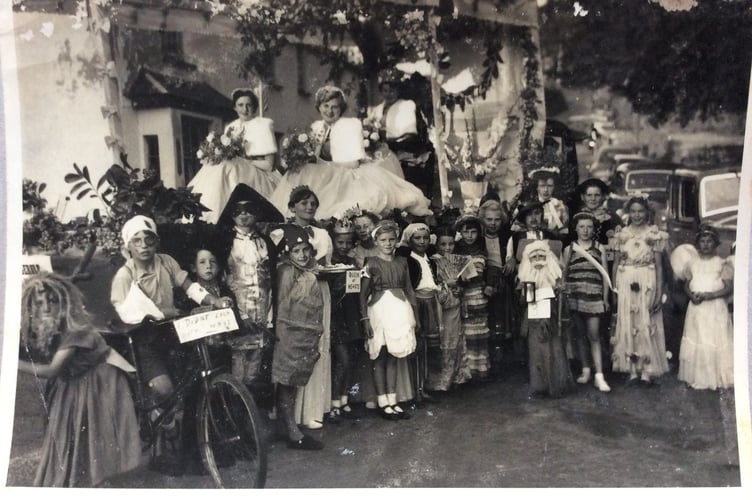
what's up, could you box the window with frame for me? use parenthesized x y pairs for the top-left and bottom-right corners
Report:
(181, 115), (212, 183)
(144, 135), (161, 177)
(678, 178), (698, 221)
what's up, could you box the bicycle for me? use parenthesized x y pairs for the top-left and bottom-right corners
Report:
(106, 306), (268, 488)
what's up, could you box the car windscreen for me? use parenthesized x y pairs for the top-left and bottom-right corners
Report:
(626, 171), (671, 192)
(700, 173), (740, 218)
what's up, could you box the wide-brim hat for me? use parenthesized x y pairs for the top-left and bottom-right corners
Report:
(576, 178), (610, 196)
(377, 67), (405, 88)
(515, 201), (544, 223)
(217, 183), (285, 227)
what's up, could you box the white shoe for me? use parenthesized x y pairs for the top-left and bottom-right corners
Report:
(594, 373), (611, 392)
(576, 368), (591, 384)
(305, 420), (323, 430)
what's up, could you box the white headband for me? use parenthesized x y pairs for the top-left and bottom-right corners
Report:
(121, 215), (158, 245)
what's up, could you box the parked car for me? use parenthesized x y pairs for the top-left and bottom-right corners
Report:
(587, 144), (644, 181)
(607, 161), (679, 228)
(665, 164), (740, 257)
(664, 163), (740, 315)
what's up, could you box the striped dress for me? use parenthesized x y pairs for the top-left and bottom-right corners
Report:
(564, 242), (606, 315)
(454, 244), (490, 379)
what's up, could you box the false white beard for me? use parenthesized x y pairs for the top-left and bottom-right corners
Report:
(522, 267), (558, 290)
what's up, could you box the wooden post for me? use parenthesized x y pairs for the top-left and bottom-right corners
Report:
(257, 80), (264, 118)
(428, 12), (450, 208)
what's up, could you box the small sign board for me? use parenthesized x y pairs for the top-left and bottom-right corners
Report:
(345, 270), (361, 293)
(173, 308), (239, 344)
(22, 254), (53, 281)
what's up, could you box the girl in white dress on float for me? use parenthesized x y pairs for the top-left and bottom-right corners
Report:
(270, 86), (432, 220)
(670, 225), (734, 390)
(189, 88), (280, 223)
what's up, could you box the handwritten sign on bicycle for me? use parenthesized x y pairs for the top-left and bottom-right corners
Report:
(173, 308), (239, 344)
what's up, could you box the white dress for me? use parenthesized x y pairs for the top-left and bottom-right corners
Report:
(188, 117), (280, 223)
(269, 117), (431, 219)
(678, 256), (734, 390)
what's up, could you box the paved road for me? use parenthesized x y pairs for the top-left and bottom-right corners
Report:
(8, 362), (740, 488)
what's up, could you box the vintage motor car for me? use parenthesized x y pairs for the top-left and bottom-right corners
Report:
(665, 164), (740, 257)
(608, 161), (678, 229)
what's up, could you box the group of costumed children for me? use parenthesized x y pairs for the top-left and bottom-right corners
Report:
(19, 170), (736, 484)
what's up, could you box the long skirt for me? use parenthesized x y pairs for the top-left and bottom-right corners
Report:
(461, 283), (490, 378)
(188, 157), (280, 224)
(432, 302), (471, 391)
(295, 281), (332, 426)
(522, 313), (574, 398)
(35, 364), (142, 486)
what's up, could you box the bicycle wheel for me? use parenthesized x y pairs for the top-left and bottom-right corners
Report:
(196, 373), (267, 488)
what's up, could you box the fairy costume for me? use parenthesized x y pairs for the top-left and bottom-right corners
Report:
(611, 225), (670, 377)
(671, 244), (734, 390)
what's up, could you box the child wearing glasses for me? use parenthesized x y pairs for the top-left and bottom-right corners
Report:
(110, 215), (226, 433)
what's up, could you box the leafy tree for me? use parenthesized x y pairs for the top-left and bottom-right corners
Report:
(539, 0), (752, 126)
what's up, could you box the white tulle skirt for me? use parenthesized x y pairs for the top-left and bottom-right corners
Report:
(269, 153), (431, 219)
(366, 290), (417, 360)
(188, 157), (280, 224)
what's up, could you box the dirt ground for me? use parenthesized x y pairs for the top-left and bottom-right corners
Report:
(4, 253), (743, 488)
(7, 361), (740, 488)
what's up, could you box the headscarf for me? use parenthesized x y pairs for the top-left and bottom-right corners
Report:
(399, 223), (430, 247)
(121, 215), (158, 246)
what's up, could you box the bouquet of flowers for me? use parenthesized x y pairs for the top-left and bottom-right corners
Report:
(280, 129), (317, 173)
(361, 117), (383, 154)
(196, 128), (245, 165)
(445, 126), (493, 182)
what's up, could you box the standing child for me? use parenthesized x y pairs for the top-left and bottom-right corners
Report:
(20, 273), (142, 486)
(361, 220), (419, 420)
(326, 217), (362, 422)
(478, 198), (515, 378)
(561, 212), (612, 392)
(517, 241), (574, 397)
(215, 184), (281, 397)
(349, 210), (381, 267)
(271, 225), (325, 450)
(453, 214), (491, 381)
(611, 196), (669, 385)
(671, 225), (734, 390)
(430, 225), (472, 390)
(398, 222), (442, 399)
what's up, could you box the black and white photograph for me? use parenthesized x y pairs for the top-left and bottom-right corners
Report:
(0, 0), (750, 492)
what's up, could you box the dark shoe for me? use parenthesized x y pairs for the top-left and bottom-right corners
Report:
(419, 390), (440, 403)
(378, 406), (400, 421)
(287, 435), (324, 450)
(325, 408), (343, 424)
(391, 405), (411, 420)
(341, 404), (357, 419)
